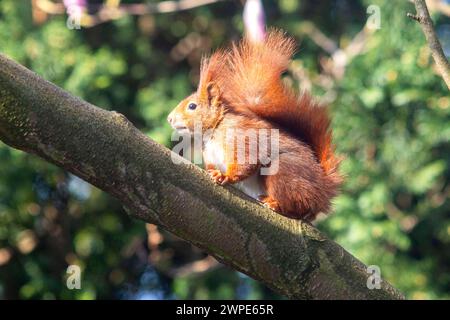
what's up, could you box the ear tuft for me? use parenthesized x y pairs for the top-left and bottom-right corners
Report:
(206, 82), (221, 104)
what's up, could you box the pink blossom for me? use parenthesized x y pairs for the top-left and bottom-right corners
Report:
(63, 0), (87, 11)
(243, 0), (266, 42)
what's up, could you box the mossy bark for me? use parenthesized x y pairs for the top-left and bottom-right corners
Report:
(0, 53), (404, 299)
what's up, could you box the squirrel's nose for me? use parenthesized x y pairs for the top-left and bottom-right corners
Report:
(167, 114), (173, 124)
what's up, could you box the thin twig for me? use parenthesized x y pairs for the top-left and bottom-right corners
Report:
(298, 22), (338, 55)
(407, 12), (423, 22)
(294, 21), (373, 104)
(36, 0), (227, 27)
(168, 256), (220, 277)
(408, 0), (450, 89)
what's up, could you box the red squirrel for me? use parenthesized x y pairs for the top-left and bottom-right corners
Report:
(167, 30), (342, 221)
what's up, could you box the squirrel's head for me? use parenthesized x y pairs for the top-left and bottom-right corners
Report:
(167, 81), (224, 134)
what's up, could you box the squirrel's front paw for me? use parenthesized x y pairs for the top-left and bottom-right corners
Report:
(207, 169), (230, 185)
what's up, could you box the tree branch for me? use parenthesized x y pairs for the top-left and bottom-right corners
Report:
(408, 0), (450, 89)
(0, 53), (404, 299)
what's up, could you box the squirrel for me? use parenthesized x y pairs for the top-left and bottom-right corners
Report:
(167, 30), (342, 221)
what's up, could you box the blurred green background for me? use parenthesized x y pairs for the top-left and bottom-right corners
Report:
(0, 0), (449, 299)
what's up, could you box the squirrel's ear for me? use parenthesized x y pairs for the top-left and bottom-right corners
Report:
(206, 82), (221, 105)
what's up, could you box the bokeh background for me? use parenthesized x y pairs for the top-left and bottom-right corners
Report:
(0, 0), (449, 299)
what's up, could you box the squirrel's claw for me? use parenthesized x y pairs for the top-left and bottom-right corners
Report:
(207, 169), (227, 185)
(220, 176), (230, 185)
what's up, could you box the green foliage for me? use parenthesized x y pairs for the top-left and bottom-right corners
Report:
(319, 0), (450, 299)
(0, 0), (449, 299)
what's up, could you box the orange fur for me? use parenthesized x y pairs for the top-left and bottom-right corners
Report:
(168, 29), (343, 221)
(215, 30), (341, 181)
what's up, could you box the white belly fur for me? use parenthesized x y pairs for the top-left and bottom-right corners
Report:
(203, 139), (265, 200)
(203, 139), (226, 172)
(234, 173), (265, 200)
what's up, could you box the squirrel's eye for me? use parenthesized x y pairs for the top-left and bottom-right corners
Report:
(188, 103), (197, 110)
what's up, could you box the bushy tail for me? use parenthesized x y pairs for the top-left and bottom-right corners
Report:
(216, 29), (341, 179)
